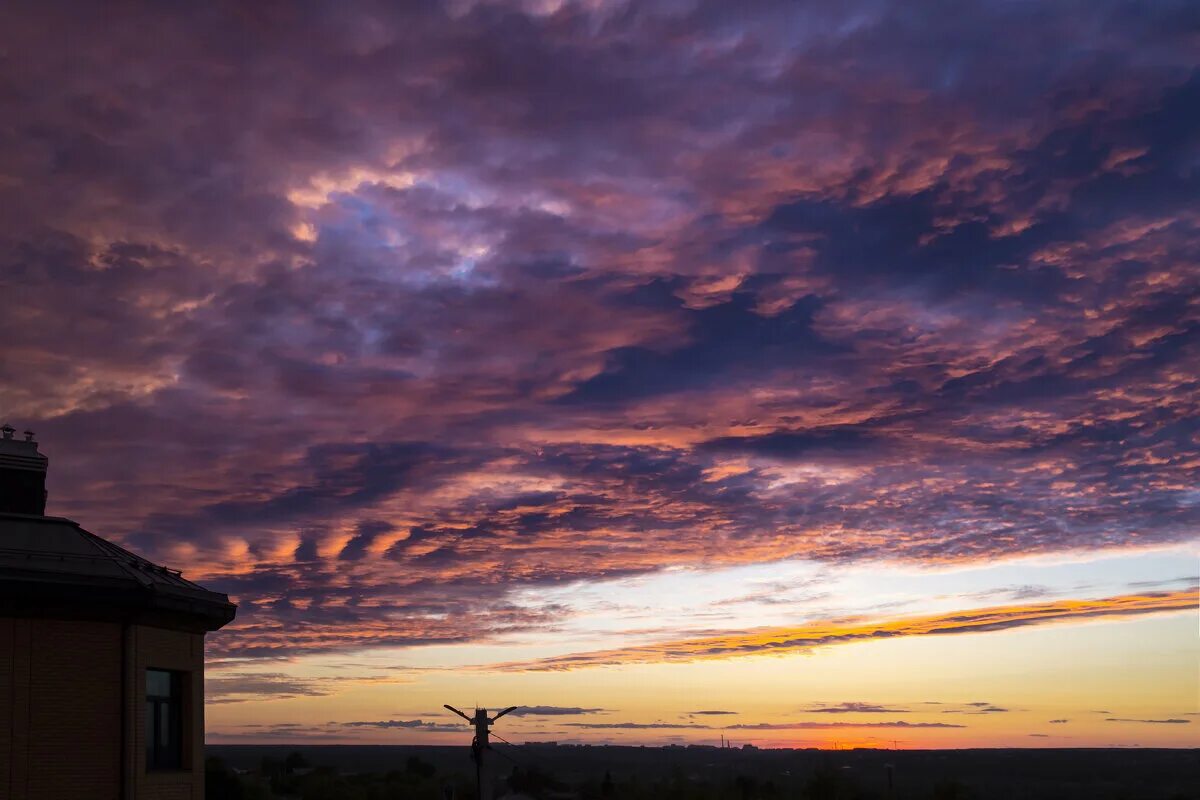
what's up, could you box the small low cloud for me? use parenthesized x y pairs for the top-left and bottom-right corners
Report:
(802, 702), (910, 714)
(942, 703), (1009, 715)
(564, 722), (708, 730)
(562, 719), (965, 731)
(1126, 575), (1199, 590)
(211, 722), (351, 741)
(690, 710), (738, 716)
(507, 706), (608, 717)
(342, 719), (467, 732)
(1029, 734), (1050, 738)
(205, 673), (335, 704)
(729, 721), (965, 730)
(1049, 719), (1070, 724)
(1105, 718), (1191, 724)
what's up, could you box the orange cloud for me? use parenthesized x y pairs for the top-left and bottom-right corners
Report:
(492, 589), (1196, 671)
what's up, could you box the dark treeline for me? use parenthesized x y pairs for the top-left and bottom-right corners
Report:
(206, 745), (1200, 800)
(206, 752), (450, 800)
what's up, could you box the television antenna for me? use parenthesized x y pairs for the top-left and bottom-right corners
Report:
(444, 704), (519, 800)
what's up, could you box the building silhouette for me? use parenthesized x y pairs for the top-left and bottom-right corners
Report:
(0, 426), (236, 799)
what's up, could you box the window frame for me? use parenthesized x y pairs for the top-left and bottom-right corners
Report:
(145, 668), (185, 771)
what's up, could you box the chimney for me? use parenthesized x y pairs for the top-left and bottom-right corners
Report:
(0, 424), (49, 515)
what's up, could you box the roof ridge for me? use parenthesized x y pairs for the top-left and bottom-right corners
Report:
(77, 527), (158, 588)
(84, 531), (209, 591)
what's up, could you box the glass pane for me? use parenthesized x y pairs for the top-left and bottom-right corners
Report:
(146, 669), (172, 698)
(145, 669), (185, 770)
(160, 704), (171, 747)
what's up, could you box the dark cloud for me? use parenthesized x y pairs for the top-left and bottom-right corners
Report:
(342, 720), (467, 733)
(210, 722), (353, 741)
(559, 292), (843, 405)
(564, 722), (710, 730)
(507, 706), (608, 717)
(802, 702), (911, 714)
(204, 672), (335, 704)
(562, 719), (962, 730)
(1105, 718), (1191, 724)
(339, 519), (394, 562)
(728, 721), (965, 730)
(942, 705), (1010, 715)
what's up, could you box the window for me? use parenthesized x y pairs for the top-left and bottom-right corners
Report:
(145, 669), (184, 770)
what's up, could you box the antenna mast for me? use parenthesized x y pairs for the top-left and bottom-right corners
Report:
(444, 704), (519, 800)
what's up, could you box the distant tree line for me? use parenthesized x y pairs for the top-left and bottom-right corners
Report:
(206, 750), (1198, 800)
(206, 752), (457, 800)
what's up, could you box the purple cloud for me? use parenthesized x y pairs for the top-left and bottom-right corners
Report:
(0, 0), (1194, 663)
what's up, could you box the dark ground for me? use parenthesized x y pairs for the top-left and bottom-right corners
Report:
(207, 743), (1199, 800)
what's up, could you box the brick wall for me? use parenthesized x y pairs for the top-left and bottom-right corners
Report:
(131, 624), (205, 800)
(0, 617), (23, 796)
(0, 618), (207, 800)
(0, 617), (122, 799)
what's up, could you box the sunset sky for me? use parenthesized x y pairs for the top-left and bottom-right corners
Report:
(1, 1), (1197, 748)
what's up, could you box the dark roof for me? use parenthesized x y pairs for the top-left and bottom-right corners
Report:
(0, 512), (236, 631)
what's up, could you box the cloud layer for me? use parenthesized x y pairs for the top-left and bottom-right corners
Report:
(0, 0), (1196, 661)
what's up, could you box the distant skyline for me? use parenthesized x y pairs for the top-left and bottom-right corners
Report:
(1, 1), (1196, 748)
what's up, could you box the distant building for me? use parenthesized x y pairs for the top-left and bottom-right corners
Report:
(0, 427), (236, 799)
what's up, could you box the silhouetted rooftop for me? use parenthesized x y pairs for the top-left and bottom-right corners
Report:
(0, 511), (235, 631)
(0, 424), (49, 514)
